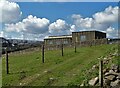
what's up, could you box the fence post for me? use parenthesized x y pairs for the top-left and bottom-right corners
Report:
(42, 45), (44, 63)
(61, 44), (63, 56)
(5, 48), (9, 74)
(74, 42), (76, 53)
(99, 60), (103, 87)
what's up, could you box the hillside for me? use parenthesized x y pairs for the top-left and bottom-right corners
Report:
(2, 44), (118, 86)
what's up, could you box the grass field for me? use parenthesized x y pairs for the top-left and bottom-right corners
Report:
(2, 44), (118, 86)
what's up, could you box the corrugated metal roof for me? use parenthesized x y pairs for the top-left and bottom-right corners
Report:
(72, 30), (106, 34)
(44, 35), (72, 39)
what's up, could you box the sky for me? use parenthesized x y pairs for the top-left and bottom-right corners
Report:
(7, 0), (120, 2)
(0, 0), (119, 41)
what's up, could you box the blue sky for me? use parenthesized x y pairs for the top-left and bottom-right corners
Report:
(18, 2), (118, 22)
(0, 1), (119, 40)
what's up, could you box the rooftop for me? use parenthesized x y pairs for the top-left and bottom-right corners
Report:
(72, 30), (106, 34)
(44, 30), (106, 40)
(44, 35), (72, 39)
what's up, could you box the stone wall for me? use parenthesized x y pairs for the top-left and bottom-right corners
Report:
(80, 48), (120, 87)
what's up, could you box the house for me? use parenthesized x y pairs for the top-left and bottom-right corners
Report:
(72, 30), (106, 43)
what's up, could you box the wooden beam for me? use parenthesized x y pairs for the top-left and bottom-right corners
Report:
(74, 42), (76, 53)
(61, 44), (63, 56)
(5, 48), (9, 74)
(42, 45), (45, 63)
(99, 60), (103, 87)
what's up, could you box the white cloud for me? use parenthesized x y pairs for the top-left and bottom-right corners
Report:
(106, 27), (118, 38)
(72, 15), (94, 29)
(34, 0), (64, 1)
(5, 15), (50, 34)
(9, 0), (119, 2)
(72, 14), (82, 20)
(3, 31), (48, 41)
(2, 4), (119, 40)
(18, 33), (46, 41)
(0, 0), (22, 23)
(0, 31), (8, 37)
(93, 6), (118, 24)
(0, 31), (4, 37)
(11, 0), (74, 2)
(71, 6), (119, 38)
(70, 25), (76, 32)
(5, 16), (74, 40)
(49, 19), (71, 35)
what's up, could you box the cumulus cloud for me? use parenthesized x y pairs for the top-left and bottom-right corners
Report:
(71, 6), (119, 38)
(49, 19), (72, 35)
(2, 4), (119, 40)
(11, 0), (73, 2)
(5, 15), (50, 34)
(17, 33), (47, 41)
(0, 0), (22, 23)
(70, 25), (76, 32)
(5, 18), (74, 40)
(0, 31), (4, 37)
(4, 16), (73, 40)
(33, 0), (67, 1)
(0, 31), (8, 38)
(106, 27), (118, 38)
(72, 15), (94, 29)
(93, 6), (118, 24)
(11, 0), (115, 2)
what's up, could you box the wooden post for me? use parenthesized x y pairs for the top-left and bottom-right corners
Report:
(61, 44), (63, 56)
(5, 48), (9, 74)
(74, 42), (76, 53)
(99, 60), (103, 87)
(42, 45), (44, 63)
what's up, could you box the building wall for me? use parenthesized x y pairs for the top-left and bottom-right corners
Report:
(44, 31), (107, 46)
(95, 31), (106, 39)
(72, 31), (106, 43)
(44, 38), (72, 45)
(72, 31), (95, 43)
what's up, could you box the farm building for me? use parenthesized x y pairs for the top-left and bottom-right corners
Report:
(72, 30), (106, 43)
(44, 35), (72, 45)
(44, 30), (107, 45)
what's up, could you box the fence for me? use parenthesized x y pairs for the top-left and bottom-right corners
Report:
(98, 48), (118, 87)
(3, 38), (108, 74)
(44, 38), (108, 51)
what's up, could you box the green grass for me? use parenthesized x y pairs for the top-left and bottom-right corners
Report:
(2, 44), (118, 86)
